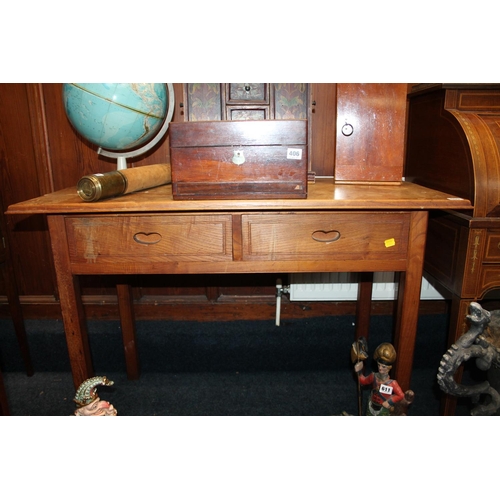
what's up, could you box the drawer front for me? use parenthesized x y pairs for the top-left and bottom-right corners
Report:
(241, 212), (410, 261)
(484, 232), (500, 262)
(227, 83), (269, 104)
(66, 215), (233, 264)
(171, 144), (307, 200)
(480, 266), (500, 297)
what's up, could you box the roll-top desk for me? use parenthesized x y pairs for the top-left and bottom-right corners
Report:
(405, 83), (500, 415)
(7, 180), (471, 403)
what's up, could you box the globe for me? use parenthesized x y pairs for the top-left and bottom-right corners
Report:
(62, 83), (174, 169)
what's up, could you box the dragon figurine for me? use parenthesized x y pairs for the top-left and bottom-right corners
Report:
(437, 302), (500, 416)
(73, 376), (117, 416)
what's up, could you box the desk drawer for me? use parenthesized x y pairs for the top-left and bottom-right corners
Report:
(66, 214), (233, 264)
(241, 212), (410, 260)
(484, 232), (500, 263)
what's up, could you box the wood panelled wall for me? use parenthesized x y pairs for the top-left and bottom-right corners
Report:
(1, 83), (441, 321)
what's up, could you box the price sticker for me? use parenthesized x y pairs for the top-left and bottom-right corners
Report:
(287, 148), (303, 160)
(379, 384), (393, 395)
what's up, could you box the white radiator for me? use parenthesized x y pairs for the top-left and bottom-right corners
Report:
(289, 272), (447, 301)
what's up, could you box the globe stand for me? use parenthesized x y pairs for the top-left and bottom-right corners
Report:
(96, 83), (175, 170)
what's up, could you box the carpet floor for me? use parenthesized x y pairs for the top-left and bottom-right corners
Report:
(0, 314), (477, 416)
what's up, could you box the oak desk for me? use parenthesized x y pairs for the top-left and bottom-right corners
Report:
(7, 180), (472, 393)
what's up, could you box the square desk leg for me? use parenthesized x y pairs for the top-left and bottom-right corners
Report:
(116, 283), (140, 380)
(48, 216), (93, 389)
(48, 217), (141, 389)
(393, 211), (428, 391)
(353, 212), (428, 392)
(355, 272), (374, 340)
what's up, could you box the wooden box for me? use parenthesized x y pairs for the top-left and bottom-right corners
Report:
(335, 83), (407, 184)
(169, 119), (308, 199)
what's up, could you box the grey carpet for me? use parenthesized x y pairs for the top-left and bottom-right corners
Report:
(0, 314), (476, 415)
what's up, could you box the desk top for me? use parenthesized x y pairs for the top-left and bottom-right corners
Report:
(7, 179), (473, 215)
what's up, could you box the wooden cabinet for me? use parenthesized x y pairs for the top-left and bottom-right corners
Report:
(182, 83), (309, 121)
(335, 83), (407, 183)
(484, 232), (500, 262)
(405, 83), (500, 415)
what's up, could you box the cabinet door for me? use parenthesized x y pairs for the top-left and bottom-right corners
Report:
(335, 83), (407, 184)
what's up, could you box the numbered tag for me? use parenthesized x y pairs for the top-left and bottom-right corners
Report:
(379, 384), (393, 395)
(287, 148), (303, 160)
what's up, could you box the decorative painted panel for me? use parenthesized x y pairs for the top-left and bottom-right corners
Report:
(186, 83), (222, 121)
(185, 83), (308, 121)
(273, 83), (308, 119)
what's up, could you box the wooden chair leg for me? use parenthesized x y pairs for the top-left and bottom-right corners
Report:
(1, 202), (34, 377)
(2, 253), (34, 377)
(0, 369), (10, 416)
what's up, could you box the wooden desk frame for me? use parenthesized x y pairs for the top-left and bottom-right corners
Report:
(8, 180), (473, 395)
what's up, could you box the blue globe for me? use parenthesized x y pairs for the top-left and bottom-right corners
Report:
(63, 83), (168, 151)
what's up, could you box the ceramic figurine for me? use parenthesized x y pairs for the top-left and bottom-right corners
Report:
(73, 376), (117, 416)
(437, 301), (500, 416)
(391, 390), (415, 416)
(354, 342), (405, 416)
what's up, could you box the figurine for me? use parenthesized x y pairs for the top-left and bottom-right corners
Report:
(354, 342), (405, 416)
(73, 376), (117, 416)
(391, 390), (415, 416)
(351, 337), (368, 415)
(437, 301), (500, 416)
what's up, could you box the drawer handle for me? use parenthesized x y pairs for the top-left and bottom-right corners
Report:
(341, 122), (354, 136)
(133, 232), (162, 245)
(311, 230), (341, 243)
